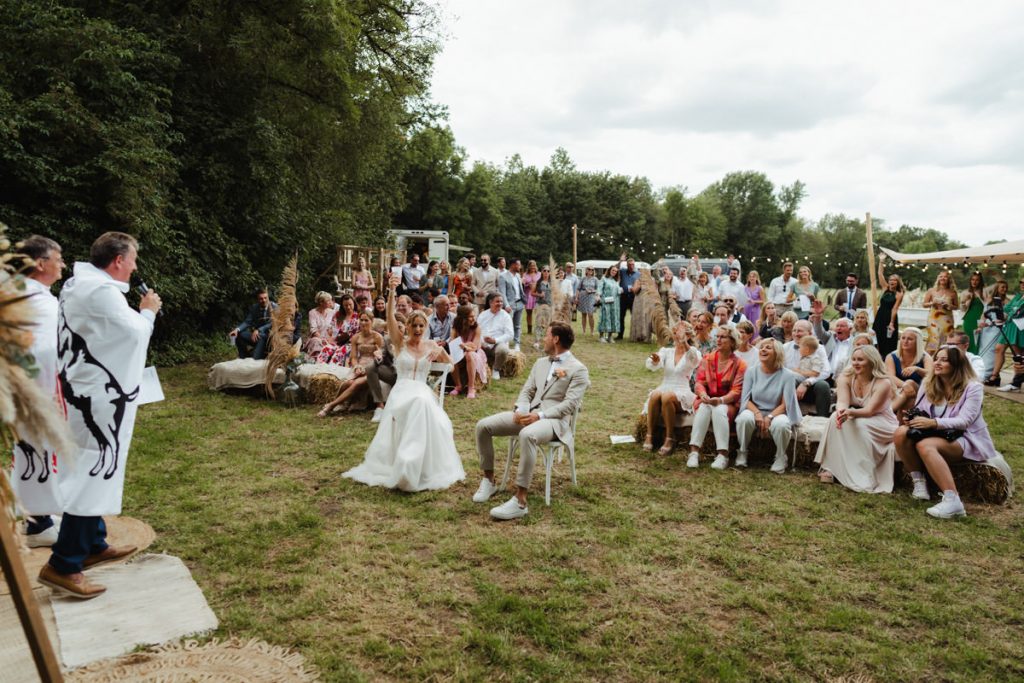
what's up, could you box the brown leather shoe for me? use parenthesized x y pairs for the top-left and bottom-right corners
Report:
(83, 545), (139, 570)
(38, 565), (106, 599)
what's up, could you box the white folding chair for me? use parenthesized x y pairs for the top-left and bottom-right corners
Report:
(429, 362), (452, 409)
(500, 403), (581, 506)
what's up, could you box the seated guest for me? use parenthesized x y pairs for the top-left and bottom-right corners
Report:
(737, 339), (802, 473)
(885, 327), (932, 390)
(852, 310), (875, 343)
(947, 330), (986, 378)
(691, 311), (716, 356)
(457, 291), (473, 308)
(395, 294), (413, 318)
(893, 346), (997, 518)
(784, 320), (832, 416)
(720, 295), (748, 326)
(771, 310), (797, 344)
(734, 321), (758, 367)
(757, 301), (779, 341)
(304, 291), (337, 357)
(852, 333), (875, 349)
(796, 335), (825, 379)
(712, 304), (734, 333)
(450, 304), (487, 398)
(317, 311), (385, 417)
(409, 293), (425, 312)
(427, 295), (455, 348)
(231, 288), (277, 360)
(373, 296), (387, 320)
(810, 301), (854, 379)
(641, 321), (701, 456)
(355, 294), (372, 314)
(477, 293), (514, 382)
(319, 293), (359, 365)
(688, 327), (747, 469)
(815, 346), (899, 492)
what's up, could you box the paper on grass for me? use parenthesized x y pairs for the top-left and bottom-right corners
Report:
(610, 435), (636, 444)
(137, 366), (164, 405)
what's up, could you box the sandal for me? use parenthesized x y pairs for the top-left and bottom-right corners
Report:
(317, 405), (331, 418)
(449, 387), (461, 396)
(818, 470), (834, 484)
(642, 440), (654, 452)
(658, 438), (676, 456)
(467, 389), (477, 399)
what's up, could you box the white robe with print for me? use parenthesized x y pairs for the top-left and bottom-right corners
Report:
(11, 277), (65, 515)
(57, 262), (154, 516)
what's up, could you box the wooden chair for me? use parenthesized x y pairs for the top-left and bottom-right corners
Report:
(500, 403), (581, 506)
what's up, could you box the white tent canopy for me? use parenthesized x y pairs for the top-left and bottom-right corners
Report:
(880, 239), (1024, 266)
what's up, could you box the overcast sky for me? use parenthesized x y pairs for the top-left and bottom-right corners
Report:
(430, 0), (1024, 246)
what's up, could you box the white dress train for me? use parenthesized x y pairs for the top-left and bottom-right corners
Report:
(343, 347), (465, 492)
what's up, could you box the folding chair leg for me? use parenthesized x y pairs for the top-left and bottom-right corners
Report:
(569, 450), (577, 486)
(500, 437), (517, 491)
(544, 449), (554, 506)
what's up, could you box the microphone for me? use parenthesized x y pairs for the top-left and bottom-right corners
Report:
(134, 278), (163, 317)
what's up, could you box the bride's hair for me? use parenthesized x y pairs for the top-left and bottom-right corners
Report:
(406, 309), (429, 330)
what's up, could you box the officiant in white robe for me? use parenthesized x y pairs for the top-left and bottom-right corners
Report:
(40, 232), (162, 599)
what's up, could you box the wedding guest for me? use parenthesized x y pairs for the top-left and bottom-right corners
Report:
(789, 265), (820, 320)
(773, 311), (798, 344)
(720, 296), (748, 326)
(980, 279), (1010, 385)
(427, 295), (455, 348)
(450, 304), (487, 398)
(451, 257), (474, 303)
(372, 296), (387, 320)
(885, 327), (932, 390)
(597, 264), (621, 343)
(852, 310), (875, 344)
(756, 301), (779, 341)
(419, 260), (443, 301)
(231, 288), (277, 360)
(815, 346), (898, 491)
(304, 291), (338, 356)
(365, 318), (401, 423)
(712, 304), (733, 333)
(692, 311), (716, 356)
(577, 266), (599, 336)
(531, 266), (554, 346)
(333, 294), (360, 362)
(784, 320), (832, 416)
(708, 264), (724, 305)
(471, 253), (499, 306)
(811, 301), (854, 379)
(617, 258), (641, 340)
(743, 271), (764, 326)
(673, 266), (694, 317)
(893, 346), (997, 518)
(692, 271), (713, 313)
(736, 339), (802, 473)
(352, 256), (375, 302)
(734, 321), (758, 367)
(987, 276), (1024, 384)
(874, 255), (904, 357)
(499, 258), (526, 350)
(477, 293), (514, 382)
(689, 327), (747, 470)
(522, 260), (541, 335)
(641, 321), (702, 456)
(401, 253), (425, 295)
(948, 330), (986, 379)
(317, 311), (384, 417)
(960, 271), (985, 353)
(923, 270), (958, 354)
(833, 272), (867, 320)
(395, 294), (412, 318)
(852, 333), (875, 348)
(725, 253), (742, 276)
(718, 266), (746, 310)
(768, 262), (796, 315)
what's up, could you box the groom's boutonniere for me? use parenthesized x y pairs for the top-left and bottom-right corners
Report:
(553, 368), (567, 379)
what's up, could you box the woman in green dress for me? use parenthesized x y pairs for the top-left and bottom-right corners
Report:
(961, 271), (985, 354)
(597, 265), (622, 343)
(873, 255), (904, 357)
(990, 277), (1024, 380)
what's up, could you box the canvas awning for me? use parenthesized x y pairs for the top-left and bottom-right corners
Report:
(880, 239), (1024, 265)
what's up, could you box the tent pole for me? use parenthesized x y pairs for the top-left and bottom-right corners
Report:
(866, 212), (878, 315)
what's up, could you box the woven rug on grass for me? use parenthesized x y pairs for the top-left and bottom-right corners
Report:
(65, 638), (319, 682)
(53, 554), (217, 669)
(0, 589), (59, 683)
(1, 516), (155, 596)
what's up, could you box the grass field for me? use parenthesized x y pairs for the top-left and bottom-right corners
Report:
(126, 323), (1023, 682)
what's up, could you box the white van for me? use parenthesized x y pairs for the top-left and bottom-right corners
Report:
(390, 229), (449, 263)
(575, 259), (652, 279)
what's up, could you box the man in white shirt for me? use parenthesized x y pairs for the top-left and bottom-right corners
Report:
(810, 303), (854, 379)
(476, 293), (514, 381)
(949, 330), (987, 379)
(768, 262), (796, 315)
(672, 267), (693, 316)
(784, 320), (832, 416)
(708, 265), (724, 303)
(725, 254), (742, 277)
(717, 266), (746, 309)
(499, 258), (526, 351)
(401, 253), (424, 294)
(471, 253), (499, 307)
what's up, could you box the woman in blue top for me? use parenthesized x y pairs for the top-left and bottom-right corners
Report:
(885, 327), (932, 390)
(735, 338), (802, 473)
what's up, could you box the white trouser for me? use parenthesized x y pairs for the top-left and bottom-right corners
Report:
(735, 410), (792, 458)
(978, 325), (1002, 377)
(689, 403), (731, 452)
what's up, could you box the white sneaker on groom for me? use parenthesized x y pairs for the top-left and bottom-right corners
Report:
(472, 478), (497, 503)
(490, 495), (528, 520)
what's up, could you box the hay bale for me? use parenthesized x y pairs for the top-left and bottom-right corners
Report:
(952, 461), (1010, 504)
(306, 374), (344, 405)
(502, 350), (527, 378)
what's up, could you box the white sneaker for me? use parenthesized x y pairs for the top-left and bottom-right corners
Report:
(599, 337), (607, 343)
(770, 453), (788, 474)
(371, 407), (384, 423)
(24, 524), (59, 548)
(492, 370), (501, 381)
(711, 454), (729, 470)
(911, 479), (930, 500)
(513, 344), (520, 353)
(490, 496), (528, 520)
(997, 384), (1020, 392)
(686, 452), (699, 468)
(472, 478), (498, 503)
(735, 452), (748, 468)
(927, 492), (966, 519)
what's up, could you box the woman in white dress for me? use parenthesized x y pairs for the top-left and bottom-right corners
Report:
(642, 320), (702, 455)
(814, 346), (898, 492)
(343, 274), (466, 492)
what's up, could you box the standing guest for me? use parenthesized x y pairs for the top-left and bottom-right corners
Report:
(874, 255), (904, 357)
(39, 232), (161, 599)
(708, 265), (724, 306)
(885, 327), (932, 390)
(450, 304), (487, 398)
(531, 266), (554, 346)
(815, 346), (898, 491)
(784, 320), (832, 416)
(768, 262), (796, 315)
(692, 271), (714, 313)
(658, 267), (676, 312)
(725, 253), (742, 277)
(673, 266), (694, 317)
(852, 310), (875, 344)
(12, 235), (65, 548)
(437, 260), (451, 295)
(466, 253), (477, 273)
(979, 279), (1010, 385)
(756, 301), (779, 341)
(499, 258), (526, 350)
(718, 266), (747, 310)
(230, 288), (277, 360)
(692, 311), (716, 356)
(686, 254), (702, 282)
(893, 346), (997, 518)
(736, 339), (802, 474)
(451, 257), (474, 303)
(577, 266), (599, 336)
(960, 272), (985, 354)
(923, 270), (958, 354)
(772, 311), (798, 344)
(316, 311), (385, 417)
(833, 272), (867, 320)
(617, 258), (641, 340)
(789, 265), (820, 320)
(597, 264), (621, 343)
(372, 296), (387, 320)
(987, 276), (1024, 384)
(401, 253), (424, 295)
(352, 256), (375, 302)
(471, 253), (499, 307)
(560, 262), (580, 318)
(641, 321), (701, 456)
(304, 291), (338, 356)
(427, 295), (456, 349)
(689, 327), (747, 470)
(419, 261), (443, 302)
(522, 260), (541, 335)
(743, 271), (764, 326)
(477, 293), (514, 382)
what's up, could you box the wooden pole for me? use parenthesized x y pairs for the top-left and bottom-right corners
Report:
(866, 212), (878, 315)
(0, 510), (64, 682)
(572, 224), (578, 267)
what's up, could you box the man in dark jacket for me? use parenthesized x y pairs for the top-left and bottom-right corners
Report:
(230, 288), (277, 359)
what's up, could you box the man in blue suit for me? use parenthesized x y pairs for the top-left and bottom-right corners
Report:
(230, 288), (278, 359)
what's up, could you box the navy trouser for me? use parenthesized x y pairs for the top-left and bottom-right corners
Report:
(236, 331), (269, 360)
(49, 514), (108, 574)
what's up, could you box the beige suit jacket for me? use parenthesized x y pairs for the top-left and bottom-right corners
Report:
(515, 353), (590, 457)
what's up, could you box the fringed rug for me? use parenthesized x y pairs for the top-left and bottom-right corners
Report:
(52, 554), (218, 669)
(66, 638), (319, 682)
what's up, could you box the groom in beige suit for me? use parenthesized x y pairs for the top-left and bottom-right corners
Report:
(474, 321), (590, 519)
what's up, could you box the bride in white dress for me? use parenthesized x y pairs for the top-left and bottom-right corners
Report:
(343, 275), (466, 492)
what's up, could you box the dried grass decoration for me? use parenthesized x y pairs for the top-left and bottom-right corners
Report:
(0, 223), (75, 526)
(265, 254), (300, 398)
(549, 256), (572, 324)
(502, 350), (526, 378)
(630, 268), (658, 343)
